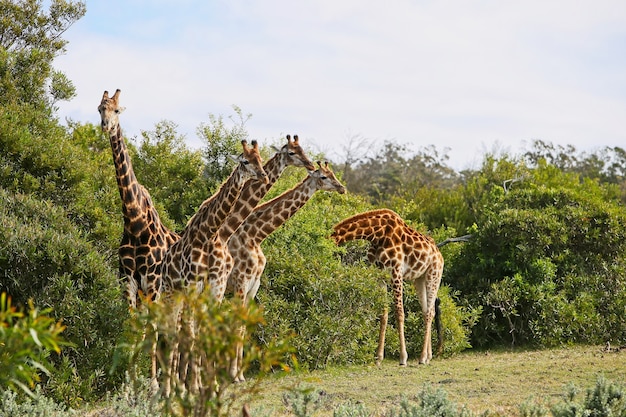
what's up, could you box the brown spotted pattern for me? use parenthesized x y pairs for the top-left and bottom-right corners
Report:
(200, 135), (315, 306)
(225, 161), (346, 381)
(157, 140), (268, 296)
(98, 89), (180, 308)
(331, 209), (443, 366)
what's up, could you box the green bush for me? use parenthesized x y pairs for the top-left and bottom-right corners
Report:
(446, 159), (626, 347)
(551, 376), (626, 417)
(0, 293), (67, 397)
(386, 387), (474, 417)
(0, 189), (128, 403)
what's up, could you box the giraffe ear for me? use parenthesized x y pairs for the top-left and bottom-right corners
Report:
(118, 106), (126, 114)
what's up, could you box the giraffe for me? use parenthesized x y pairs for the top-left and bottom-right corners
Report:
(158, 139), (268, 295)
(98, 89), (180, 308)
(156, 139), (268, 394)
(331, 209), (444, 366)
(226, 161), (346, 381)
(203, 134), (315, 304)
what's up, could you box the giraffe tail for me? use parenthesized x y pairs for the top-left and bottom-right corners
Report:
(434, 297), (443, 356)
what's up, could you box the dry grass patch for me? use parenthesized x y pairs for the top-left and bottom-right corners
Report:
(240, 345), (626, 416)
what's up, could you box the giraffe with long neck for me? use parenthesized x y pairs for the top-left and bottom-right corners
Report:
(331, 209), (444, 366)
(158, 139), (268, 295)
(156, 140), (268, 394)
(226, 161), (346, 381)
(98, 89), (180, 308)
(204, 134), (315, 302)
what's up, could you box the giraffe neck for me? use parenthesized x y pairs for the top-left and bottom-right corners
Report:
(218, 151), (289, 241)
(242, 175), (318, 243)
(183, 164), (248, 240)
(109, 124), (148, 233)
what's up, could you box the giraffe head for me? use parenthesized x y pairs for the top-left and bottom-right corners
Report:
(309, 160), (346, 194)
(98, 89), (124, 133)
(275, 134), (315, 170)
(235, 140), (269, 184)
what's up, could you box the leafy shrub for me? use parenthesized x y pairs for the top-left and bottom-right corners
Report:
(128, 290), (291, 417)
(0, 389), (72, 417)
(446, 159), (626, 347)
(551, 376), (626, 417)
(0, 189), (128, 403)
(386, 386), (474, 417)
(0, 293), (67, 397)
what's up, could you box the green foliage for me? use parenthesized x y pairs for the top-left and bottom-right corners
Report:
(0, 293), (68, 397)
(128, 291), (291, 417)
(134, 120), (207, 228)
(197, 106), (251, 192)
(0, 109), (123, 251)
(283, 385), (326, 417)
(551, 377), (626, 417)
(0, 389), (72, 417)
(0, 0), (85, 112)
(446, 158), (626, 347)
(386, 387), (474, 417)
(0, 189), (128, 402)
(343, 141), (459, 208)
(258, 180), (386, 369)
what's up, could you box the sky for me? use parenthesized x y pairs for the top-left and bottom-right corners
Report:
(55, 0), (626, 170)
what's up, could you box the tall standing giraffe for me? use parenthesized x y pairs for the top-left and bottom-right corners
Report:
(98, 89), (180, 308)
(226, 161), (346, 381)
(204, 134), (315, 302)
(331, 209), (444, 366)
(157, 139), (268, 295)
(156, 139), (268, 394)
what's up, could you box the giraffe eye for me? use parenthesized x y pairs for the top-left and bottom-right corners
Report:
(114, 109), (120, 114)
(243, 160), (250, 165)
(321, 175), (328, 180)
(288, 151), (296, 156)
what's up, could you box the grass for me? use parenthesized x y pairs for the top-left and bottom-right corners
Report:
(237, 344), (626, 416)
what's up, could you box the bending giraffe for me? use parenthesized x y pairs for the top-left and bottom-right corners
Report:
(331, 209), (443, 366)
(226, 161), (346, 381)
(98, 89), (180, 307)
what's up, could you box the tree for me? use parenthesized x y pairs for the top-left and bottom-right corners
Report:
(134, 120), (207, 228)
(446, 157), (626, 347)
(197, 106), (252, 192)
(0, 0), (86, 112)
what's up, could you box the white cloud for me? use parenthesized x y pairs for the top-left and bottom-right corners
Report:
(55, 0), (626, 169)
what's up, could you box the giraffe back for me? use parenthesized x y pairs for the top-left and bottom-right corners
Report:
(332, 209), (443, 280)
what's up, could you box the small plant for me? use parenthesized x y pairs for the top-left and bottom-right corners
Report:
(386, 386), (474, 417)
(333, 401), (372, 417)
(127, 290), (292, 417)
(0, 292), (68, 397)
(0, 389), (71, 417)
(551, 376), (626, 417)
(283, 384), (326, 417)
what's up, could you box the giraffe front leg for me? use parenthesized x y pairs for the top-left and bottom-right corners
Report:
(420, 309), (434, 365)
(392, 272), (407, 366)
(376, 306), (388, 366)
